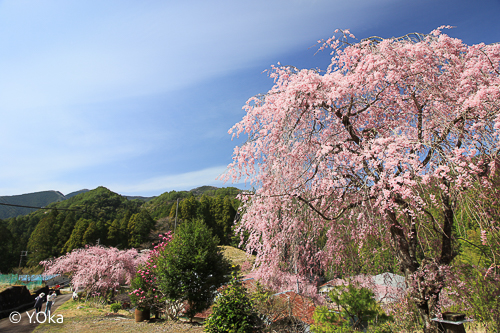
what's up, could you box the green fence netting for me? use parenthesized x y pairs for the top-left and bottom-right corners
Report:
(0, 274), (59, 290)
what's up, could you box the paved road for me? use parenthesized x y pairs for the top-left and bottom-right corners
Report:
(0, 293), (72, 333)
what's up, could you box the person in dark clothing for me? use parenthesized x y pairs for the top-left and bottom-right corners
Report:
(34, 293), (45, 314)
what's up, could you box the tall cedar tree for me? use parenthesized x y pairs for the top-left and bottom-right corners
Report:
(27, 209), (59, 265)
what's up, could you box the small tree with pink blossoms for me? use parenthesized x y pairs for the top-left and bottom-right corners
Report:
(221, 27), (500, 332)
(41, 245), (145, 301)
(129, 232), (173, 316)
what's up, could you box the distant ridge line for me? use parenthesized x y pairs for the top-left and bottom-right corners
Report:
(0, 185), (239, 219)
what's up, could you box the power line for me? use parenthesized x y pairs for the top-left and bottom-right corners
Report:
(0, 197), (20, 216)
(0, 202), (84, 213)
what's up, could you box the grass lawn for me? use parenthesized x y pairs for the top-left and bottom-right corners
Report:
(33, 298), (205, 333)
(0, 283), (10, 293)
(218, 245), (255, 273)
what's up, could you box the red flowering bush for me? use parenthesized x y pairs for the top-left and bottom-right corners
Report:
(129, 232), (172, 312)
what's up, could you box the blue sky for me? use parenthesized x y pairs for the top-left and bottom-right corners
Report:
(0, 0), (499, 197)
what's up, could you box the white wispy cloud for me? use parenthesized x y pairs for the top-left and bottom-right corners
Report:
(4, 0), (493, 196)
(0, 0), (396, 111)
(108, 165), (235, 195)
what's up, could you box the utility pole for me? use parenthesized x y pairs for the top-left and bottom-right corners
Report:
(18, 251), (28, 282)
(174, 198), (179, 233)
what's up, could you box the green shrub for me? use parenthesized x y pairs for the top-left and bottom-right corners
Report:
(204, 270), (259, 332)
(110, 302), (122, 313)
(312, 284), (392, 333)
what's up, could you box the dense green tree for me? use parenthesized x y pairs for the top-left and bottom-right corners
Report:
(312, 284), (392, 332)
(27, 209), (59, 265)
(209, 196), (237, 245)
(96, 220), (109, 244)
(0, 219), (16, 273)
(154, 219), (232, 322)
(166, 194), (238, 245)
(210, 196), (224, 240)
(128, 210), (155, 248)
(198, 195), (214, 227)
(179, 195), (199, 221)
(7, 214), (43, 259)
(204, 270), (258, 333)
(52, 213), (65, 233)
(107, 218), (122, 247)
(169, 202), (178, 219)
(82, 221), (99, 245)
(64, 218), (91, 252)
(219, 197), (236, 244)
(118, 210), (134, 247)
(144, 190), (190, 220)
(56, 212), (77, 253)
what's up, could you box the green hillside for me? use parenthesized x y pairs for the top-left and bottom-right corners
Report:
(65, 189), (90, 199)
(0, 185), (242, 274)
(0, 190), (66, 219)
(143, 186), (240, 220)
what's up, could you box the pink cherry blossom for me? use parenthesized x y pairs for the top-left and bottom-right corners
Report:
(41, 245), (145, 294)
(221, 27), (500, 331)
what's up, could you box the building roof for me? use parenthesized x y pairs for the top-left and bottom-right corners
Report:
(270, 290), (317, 325)
(190, 277), (317, 325)
(319, 272), (406, 303)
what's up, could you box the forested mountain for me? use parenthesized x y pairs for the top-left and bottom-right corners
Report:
(0, 188), (155, 220)
(143, 186), (240, 220)
(1, 187), (150, 268)
(0, 190), (67, 219)
(65, 189), (90, 199)
(143, 186), (241, 245)
(0, 185), (242, 274)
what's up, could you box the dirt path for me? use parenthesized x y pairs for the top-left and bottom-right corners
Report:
(0, 293), (72, 333)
